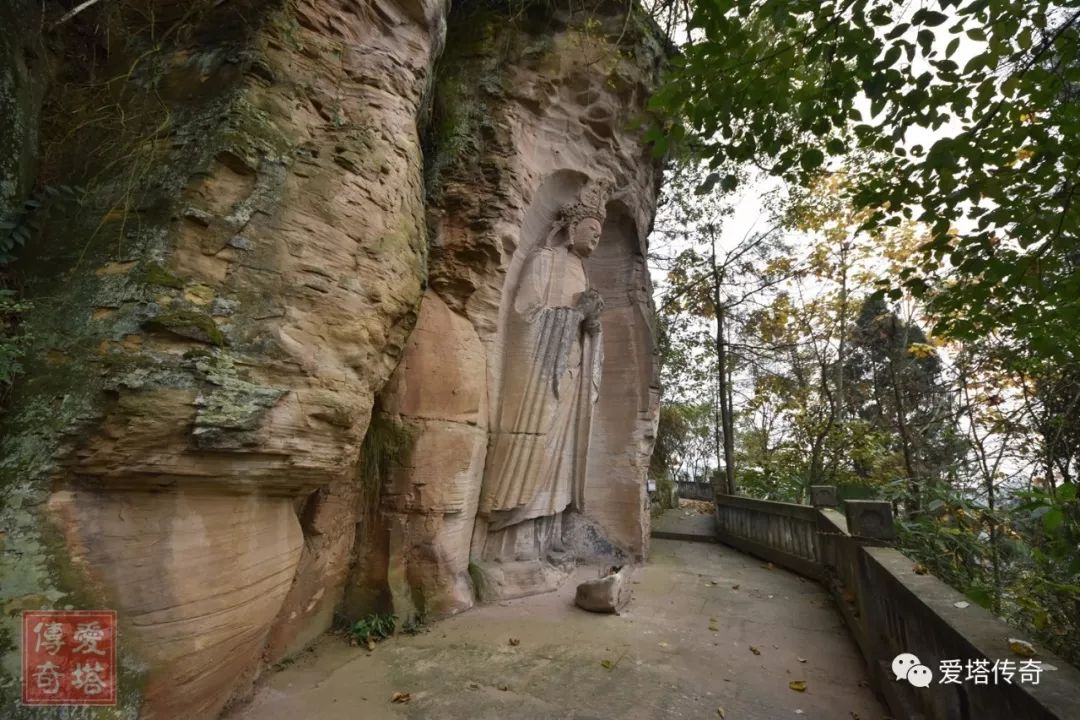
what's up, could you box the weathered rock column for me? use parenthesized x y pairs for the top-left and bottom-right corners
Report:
(2, 1), (663, 716)
(357, 2), (665, 616)
(0, 0), (446, 717)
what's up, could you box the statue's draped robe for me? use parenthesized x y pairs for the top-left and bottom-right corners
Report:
(479, 246), (603, 547)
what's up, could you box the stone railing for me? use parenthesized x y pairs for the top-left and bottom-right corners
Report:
(676, 480), (714, 502)
(714, 494), (823, 580)
(714, 487), (1080, 720)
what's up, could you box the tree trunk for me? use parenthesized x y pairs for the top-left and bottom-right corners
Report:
(889, 319), (920, 515)
(709, 230), (736, 495)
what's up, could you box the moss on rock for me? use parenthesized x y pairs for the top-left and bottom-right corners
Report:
(140, 261), (185, 289)
(144, 308), (227, 346)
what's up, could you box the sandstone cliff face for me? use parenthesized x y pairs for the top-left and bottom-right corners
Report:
(354, 2), (664, 618)
(0, 2), (662, 718)
(1, 1), (444, 716)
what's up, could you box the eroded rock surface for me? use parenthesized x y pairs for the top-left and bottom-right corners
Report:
(1, 0), (445, 717)
(362, 3), (664, 614)
(0, 2), (663, 718)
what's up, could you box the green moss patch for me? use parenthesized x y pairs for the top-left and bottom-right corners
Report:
(144, 308), (226, 346)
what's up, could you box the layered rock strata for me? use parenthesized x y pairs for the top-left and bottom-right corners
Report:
(1, 0), (444, 716)
(358, 2), (664, 614)
(0, 2), (663, 718)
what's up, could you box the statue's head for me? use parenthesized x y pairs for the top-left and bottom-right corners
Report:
(559, 176), (611, 258)
(569, 217), (603, 257)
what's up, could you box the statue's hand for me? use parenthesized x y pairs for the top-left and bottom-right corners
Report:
(575, 288), (604, 315)
(583, 314), (602, 336)
(576, 289), (604, 334)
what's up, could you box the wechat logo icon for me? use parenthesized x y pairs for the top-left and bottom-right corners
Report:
(893, 652), (934, 688)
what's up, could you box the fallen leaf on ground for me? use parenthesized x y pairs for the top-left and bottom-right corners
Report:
(1008, 638), (1037, 657)
(797, 657), (807, 663)
(391, 692), (411, 704)
(367, 639), (376, 651)
(508, 638), (520, 646)
(467, 682), (479, 690)
(601, 659), (614, 670)
(913, 563), (928, 575)
(732, 584), (740, 590)
(749, 645), (761, 655)
(789, 680), (807, 692)
(795, 711), (804, 716)
(953, 601), (969, 609)
(658, 642), (670, 648)
(716, 707), (725, 718)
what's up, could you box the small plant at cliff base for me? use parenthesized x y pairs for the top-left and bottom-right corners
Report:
(468, 562), (491, 601)
(350, 613), (397, 646)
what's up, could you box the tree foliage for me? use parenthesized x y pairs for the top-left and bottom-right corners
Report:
(648, 1), (1079, 660)
(649, 0), (1080, 359)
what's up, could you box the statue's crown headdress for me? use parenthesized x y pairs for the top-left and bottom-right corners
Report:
(560, 177), (612, 226)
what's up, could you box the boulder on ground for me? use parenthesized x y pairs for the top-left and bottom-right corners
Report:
(574, 566), (633, 614)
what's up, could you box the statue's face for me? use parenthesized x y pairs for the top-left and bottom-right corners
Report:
(570, 217), (602, 257)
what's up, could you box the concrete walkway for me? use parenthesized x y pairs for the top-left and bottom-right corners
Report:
(651, 505), (718, 542)
(233, 538), (889, 720)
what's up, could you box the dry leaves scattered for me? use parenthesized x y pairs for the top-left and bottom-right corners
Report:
(1008, 638), (1037, 657)
(680, 499), (714, 514)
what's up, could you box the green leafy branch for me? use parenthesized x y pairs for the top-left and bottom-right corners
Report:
(0, 184), (84, 264)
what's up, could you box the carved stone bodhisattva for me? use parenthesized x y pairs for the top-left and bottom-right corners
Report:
(475, 179), (611, 584)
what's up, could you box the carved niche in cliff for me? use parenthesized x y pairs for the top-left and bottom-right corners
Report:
(468, 171), (656, 600)
(476, 177), (609, 554)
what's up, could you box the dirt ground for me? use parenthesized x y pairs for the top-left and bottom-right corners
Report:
(232, 532), (888, 720)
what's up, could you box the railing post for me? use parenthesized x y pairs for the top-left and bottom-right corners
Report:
(809, 485), (838, 508)
(843, 500), (896, 541)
